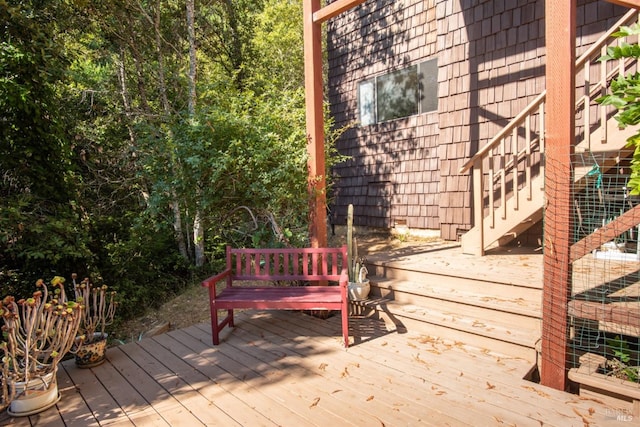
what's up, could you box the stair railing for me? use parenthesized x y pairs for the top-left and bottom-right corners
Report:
(458, 9), (639, 255)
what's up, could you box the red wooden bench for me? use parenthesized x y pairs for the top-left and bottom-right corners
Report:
(201, 245), (350, 347)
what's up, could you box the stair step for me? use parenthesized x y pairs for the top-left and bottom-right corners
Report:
(366, 246), (543, 290)
(370, 276), (541, 318)
(386, 301), (539, 348)
(355, 242), (543, 363)
(351, 299), (539, 362)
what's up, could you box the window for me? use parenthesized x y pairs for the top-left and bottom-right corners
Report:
(377, 65), (419, 122)
(358, 58), (438, 125)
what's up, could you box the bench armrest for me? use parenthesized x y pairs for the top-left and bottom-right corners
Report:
(201, 268), (232, 289)
(339, 271), (349, 287)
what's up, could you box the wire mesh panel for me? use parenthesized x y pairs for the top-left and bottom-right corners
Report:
(569, 150), (640, 388)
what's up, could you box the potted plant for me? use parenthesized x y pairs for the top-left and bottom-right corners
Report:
(0, 343), (11, 413)
(72, 274), (117, 368)
(346, 204), (370, 301)
(0, 277), (84, 416)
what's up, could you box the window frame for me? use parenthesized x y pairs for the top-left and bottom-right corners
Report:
(357, 58), (438, 126)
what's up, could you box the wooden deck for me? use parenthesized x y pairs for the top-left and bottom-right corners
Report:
(0, 309), (628, 426)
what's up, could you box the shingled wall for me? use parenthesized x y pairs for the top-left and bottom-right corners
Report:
(327, 0), (626, 240)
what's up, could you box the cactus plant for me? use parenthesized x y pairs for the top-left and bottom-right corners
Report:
(0, 277), (84, 415)
(346, 204), (368, 284)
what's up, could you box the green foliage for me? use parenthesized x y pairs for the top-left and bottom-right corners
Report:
(198, 0), (261, 90)
(251, 0), (304, 92)
(1, 0), (344, 323)
(597, 23), (640, 194)
(605, 335), (639, 382)
(0, 1), (75, 201)
(139, 88), (311, 251)
(96, 215), (191, 319)
(0, 0), (93, 294)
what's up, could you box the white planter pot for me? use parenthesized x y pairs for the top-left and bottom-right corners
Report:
(348, 280), (371, 301)
(7, 371), (60, 417)
(601, 241), (626, 252)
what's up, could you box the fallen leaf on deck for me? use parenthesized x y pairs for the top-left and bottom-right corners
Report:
(310, 397), (320, 408)
(412, 353), (429, 366)
(418, 335), (440, 344)
(572, 408), (590, 426)
(522, 385), (550, 398)
(575, 396), (605, 405)
(366, 395), (374, 401)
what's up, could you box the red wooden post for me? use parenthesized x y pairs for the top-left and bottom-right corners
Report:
(303, 0), (367, 248)
(303, 0), (327, 249)
(541, 0), (576, 391)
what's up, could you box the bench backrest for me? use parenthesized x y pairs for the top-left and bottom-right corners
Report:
(227, 245), (348, 282)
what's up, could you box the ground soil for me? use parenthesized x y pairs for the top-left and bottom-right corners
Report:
(112, 227), (439, 345)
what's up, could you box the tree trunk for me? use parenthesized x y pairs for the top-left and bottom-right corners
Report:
(171, 197), (189, 261)
(186, 0), (204, 266)
(117, 48), (136, 146)
(186, 0), (197, 116)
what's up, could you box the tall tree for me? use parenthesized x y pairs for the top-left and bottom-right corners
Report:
(0, 1), (92, 280)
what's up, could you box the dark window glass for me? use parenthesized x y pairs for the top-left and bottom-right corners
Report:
(376, 65), (418, 122)
(419, 58), (438, 113)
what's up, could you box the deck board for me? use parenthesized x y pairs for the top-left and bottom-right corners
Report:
(221, 315), (466, 426)
(166, 326), (355, 426)
(185, 322), (419, 426)
(55, 365), (101, 427)
(107, 345), (206, 426)
(0, 310), (627, 426)
(288, 313), (608, 424)
(236, 312), (542, 426)
(62, 358), (133, 425)
(145, 332), (277, 426)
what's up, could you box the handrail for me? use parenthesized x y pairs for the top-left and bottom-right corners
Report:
(459, 93), (545, 173)
(459, 8), (639, 175)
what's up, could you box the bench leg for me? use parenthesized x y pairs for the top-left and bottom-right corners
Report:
(342, 307), (349, 348)
(211, 308), (235, 345)
(211, 306), (220, 345)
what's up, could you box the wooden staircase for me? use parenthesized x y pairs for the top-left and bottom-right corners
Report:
(459, 9), (640, 256)
(353, 241), (543, 364)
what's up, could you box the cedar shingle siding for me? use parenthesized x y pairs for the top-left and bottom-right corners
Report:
(327, 0), (626, 241)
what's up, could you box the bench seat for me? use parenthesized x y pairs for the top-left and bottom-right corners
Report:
(213, 286), (344, 310)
